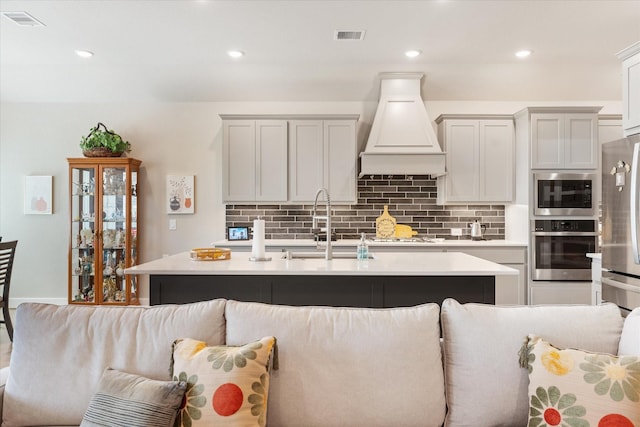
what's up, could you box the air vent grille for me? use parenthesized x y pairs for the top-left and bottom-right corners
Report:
(2, 11), (45, 27)
(334, 30), (365, 41)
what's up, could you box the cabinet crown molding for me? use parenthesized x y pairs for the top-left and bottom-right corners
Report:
(616, 40), (640, 61)
(219, 114), (359, 121)
(434, 114), (514, 123)
(514, 106), (603, 118)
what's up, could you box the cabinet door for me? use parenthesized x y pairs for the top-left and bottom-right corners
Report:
(324, 120), (357, 202)
(289, 120), (323, 202)
(255, 120), (288, 201)
(444, 120), (479, 201)
(623, 52), (640, 136)
(529, 282), (591, 305)
(564, 113), (598, 169)
(531, 114), (564, 169)
(223, 120), (256, 202)
(70, 165), (98, 303)
(479, 120), (514, 201)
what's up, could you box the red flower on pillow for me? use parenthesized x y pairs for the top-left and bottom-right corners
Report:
(598, 413), (634, 427)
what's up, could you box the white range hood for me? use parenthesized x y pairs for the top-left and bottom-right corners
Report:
(359, 72), (445, 177)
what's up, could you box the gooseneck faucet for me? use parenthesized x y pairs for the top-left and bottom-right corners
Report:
(312, 188), (332, 260)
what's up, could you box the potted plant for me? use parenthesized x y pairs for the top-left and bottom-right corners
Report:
(80, 122), (131, 157)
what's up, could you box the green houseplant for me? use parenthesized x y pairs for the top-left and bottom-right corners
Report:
(80, 122), (131, 157)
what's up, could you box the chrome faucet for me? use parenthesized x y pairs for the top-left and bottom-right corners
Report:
(312, 187), (332, 260)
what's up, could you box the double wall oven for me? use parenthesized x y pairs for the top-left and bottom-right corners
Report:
(531, 172), (599, 282)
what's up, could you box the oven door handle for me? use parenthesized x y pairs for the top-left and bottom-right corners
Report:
(602, 277), (640, 294)
(532, 232), (599, 237)
(631, 142), (640, 264)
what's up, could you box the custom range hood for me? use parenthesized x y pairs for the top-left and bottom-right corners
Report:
(359, 72), (445, 177)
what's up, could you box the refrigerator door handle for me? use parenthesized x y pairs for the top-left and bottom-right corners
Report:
(632, 142), (640, 264)
(602, 277), (640, 294)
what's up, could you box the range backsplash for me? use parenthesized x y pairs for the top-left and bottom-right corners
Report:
(225, 175), (505, 240)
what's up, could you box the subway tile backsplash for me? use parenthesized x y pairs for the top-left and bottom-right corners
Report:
(226, 175), (505, 240)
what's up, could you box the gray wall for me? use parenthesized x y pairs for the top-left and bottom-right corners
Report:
(0, 100), (621, 305)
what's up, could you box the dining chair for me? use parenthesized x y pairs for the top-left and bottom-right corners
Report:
(0, 240), (17, 341)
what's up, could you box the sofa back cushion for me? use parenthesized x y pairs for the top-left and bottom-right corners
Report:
(619, 306), (640, 355)
(440, 298), (624, 427)
(225, 300), (446, 427)
(2, 300), (226, 427)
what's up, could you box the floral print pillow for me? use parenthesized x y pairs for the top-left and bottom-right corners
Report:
(171, 336), (277, 427)
(520, 334), (640, 427)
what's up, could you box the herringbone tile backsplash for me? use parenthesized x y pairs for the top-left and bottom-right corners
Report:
(226, 175), (505, 240)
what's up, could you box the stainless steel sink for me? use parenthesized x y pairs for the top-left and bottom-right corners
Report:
(281, 251), (375, 260)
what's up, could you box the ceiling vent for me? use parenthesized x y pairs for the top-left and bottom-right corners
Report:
(2, 11), (45, 27)
(334, 30), (365, 41)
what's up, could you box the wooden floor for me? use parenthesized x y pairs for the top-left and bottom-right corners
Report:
(0, 310), (14, 369)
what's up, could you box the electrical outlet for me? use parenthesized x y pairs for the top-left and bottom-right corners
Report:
(450, 228), (462, 236)
(169, 219), (177, 230)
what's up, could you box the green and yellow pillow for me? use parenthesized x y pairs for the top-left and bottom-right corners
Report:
(521, 335), (640, 427)
(171, 336), (277, 427)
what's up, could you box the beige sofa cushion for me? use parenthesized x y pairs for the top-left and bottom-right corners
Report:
(619, 307), (640, 355)
(225, 300), (446, 427)
(440, 298), (624, 427)
(2, 300), (226, 427)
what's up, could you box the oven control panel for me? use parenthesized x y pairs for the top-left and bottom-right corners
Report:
(534, 220), (596, 233)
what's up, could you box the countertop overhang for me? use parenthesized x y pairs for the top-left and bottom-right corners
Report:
(126, 251), (518, 276)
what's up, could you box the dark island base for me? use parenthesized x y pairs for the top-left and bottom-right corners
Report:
(150, 275), (495, 308)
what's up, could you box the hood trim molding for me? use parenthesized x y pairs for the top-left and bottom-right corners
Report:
(359, 72), (445, 177)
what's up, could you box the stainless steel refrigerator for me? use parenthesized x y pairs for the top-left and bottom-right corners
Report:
(601, 133), (640, 314)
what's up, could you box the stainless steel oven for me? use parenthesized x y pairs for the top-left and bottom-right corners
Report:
(534, 172), (597, 216)
(531, 219), (598, 281)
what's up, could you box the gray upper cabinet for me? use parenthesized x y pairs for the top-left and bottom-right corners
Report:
(289, 120), (324, 202)
(222, 119), (288, 202)
(435, 115), (514, 204)
(222, 115), (358, 204)
(617, 41), (640, 136)
(289, 119), (357, 203)
(530, 111), (599, 169)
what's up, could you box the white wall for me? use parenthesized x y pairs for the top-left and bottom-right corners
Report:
(0, 100), (622, 305)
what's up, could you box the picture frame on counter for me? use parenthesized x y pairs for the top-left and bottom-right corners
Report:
(228, 226), (249, 241)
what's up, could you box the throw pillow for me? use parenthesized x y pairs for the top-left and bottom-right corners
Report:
(521, 334), (640, 427)
(619, 307), (640, 355)
(80, 368), (187, 427)
(171, 336), (277, 427)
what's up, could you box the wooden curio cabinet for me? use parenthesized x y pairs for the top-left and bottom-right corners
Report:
(68, 157), (141, 305)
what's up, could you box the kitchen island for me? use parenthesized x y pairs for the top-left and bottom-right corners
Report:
(126, 251), (518, 307)
(216, 238), (528, 305)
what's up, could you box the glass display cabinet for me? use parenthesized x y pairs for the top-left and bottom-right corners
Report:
(68, 157), (142, 305)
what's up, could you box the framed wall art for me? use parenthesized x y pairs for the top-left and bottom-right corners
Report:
(167, 175), (194, 214)
(24, 175), (53, 215)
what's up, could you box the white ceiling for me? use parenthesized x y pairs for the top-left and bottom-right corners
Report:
(1, 0), (639, 103)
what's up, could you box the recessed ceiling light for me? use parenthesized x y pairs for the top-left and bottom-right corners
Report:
(75, 49), (94, 58)
(405, 50), (422, 58)
(227, 50), (244, 58)
(515, 50), (532, 58)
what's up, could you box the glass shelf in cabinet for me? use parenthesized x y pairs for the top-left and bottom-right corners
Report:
(72, 272), (95, 277)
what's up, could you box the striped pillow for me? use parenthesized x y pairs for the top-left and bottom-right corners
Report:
(80, 368), (187, 427)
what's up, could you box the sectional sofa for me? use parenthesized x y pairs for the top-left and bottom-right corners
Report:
(0, 298), (638, 427)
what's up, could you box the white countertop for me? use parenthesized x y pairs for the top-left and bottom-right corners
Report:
(126, 251), (519, 276)
(214, 238), (527, 248)
(587, 253), (602, 259)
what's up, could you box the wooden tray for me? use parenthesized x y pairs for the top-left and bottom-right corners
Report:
(190, 248), (231, 261)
